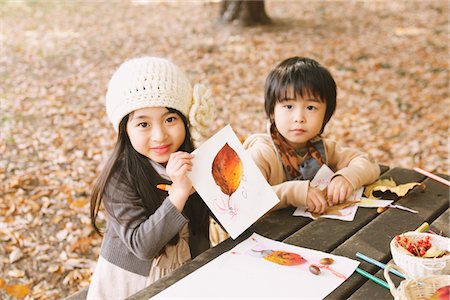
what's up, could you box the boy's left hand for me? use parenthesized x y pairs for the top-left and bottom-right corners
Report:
(327, 176), (354, 206)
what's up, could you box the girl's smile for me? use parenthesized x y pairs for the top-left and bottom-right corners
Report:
(150, 144), (171, 155)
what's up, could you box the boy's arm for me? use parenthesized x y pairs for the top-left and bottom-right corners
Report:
(325, 139), (380, 189)
(244, 134), (309, 210)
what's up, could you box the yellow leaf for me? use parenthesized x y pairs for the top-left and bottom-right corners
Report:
(71, 197), (89, 209)
(363, 178), (397, 198)
(4, 284), (30, 298)
(373, 182), (424, 197)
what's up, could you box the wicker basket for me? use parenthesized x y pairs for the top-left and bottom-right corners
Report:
(384, 264), (450, 300)
(390, 232), (450, 279)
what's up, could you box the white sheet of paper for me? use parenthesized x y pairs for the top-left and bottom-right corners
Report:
(151, 233), (359, 299)
(293, 165), (361, 221)
(357, 197), (393, 208)
(188, 125), (279, 239)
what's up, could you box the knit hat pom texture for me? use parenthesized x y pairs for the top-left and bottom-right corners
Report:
(106, 57), (193, 132)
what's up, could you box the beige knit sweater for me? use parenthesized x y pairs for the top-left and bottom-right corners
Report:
(243, 133), (380, 210)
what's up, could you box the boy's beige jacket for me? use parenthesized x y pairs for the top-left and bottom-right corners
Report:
(243, 133), (380, 210)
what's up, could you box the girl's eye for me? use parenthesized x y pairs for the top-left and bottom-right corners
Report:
(284, 104), (293, 109)
(306, 105), (317, 111)
(138, 122), (148, 128)
(165, 116), (177, 123)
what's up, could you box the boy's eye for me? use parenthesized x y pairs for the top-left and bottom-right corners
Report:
(306, 105), (317, 111)
(284, 104), (293, 109)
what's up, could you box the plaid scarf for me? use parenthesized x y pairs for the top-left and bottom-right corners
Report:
(270, 123), (324, 180)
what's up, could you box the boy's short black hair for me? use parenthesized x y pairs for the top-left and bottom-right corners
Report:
(264, 57), (337, 133)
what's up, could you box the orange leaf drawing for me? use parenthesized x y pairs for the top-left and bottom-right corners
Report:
(212, 143), (243, 196)
(263, 250), (306, 266)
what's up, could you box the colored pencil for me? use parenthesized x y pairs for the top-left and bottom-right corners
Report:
(415, 222), (429, 233)
(355, 267), (390, 289)
(413, 167), (450, 187)
(156, 184), (171, 191)
(356, 252), (406, 279)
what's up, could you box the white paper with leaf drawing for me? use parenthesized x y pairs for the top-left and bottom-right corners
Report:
(187, 125), (279, 239)
(151, 233), (359, 299)
(293, 164), (362, 221)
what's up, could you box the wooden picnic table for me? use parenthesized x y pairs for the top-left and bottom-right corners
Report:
(65, 166), (449, 300)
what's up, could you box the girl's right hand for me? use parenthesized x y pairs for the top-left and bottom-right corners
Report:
(165, 151), (194, 212)
(306, 186), (327, 214)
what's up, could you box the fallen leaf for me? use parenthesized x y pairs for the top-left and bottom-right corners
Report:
(373, 182), (424, 198)
(8, 269), (25, 278)
(4, 283), (30, 298)
(364, 178), (397, 198)
(311, 202), (356, 218)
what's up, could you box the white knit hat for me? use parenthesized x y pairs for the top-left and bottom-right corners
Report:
(105, 57), (214, 145)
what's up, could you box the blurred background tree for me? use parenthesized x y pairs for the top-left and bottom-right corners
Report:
(220, 0), (272, 26)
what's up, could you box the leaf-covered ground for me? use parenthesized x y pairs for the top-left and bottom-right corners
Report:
(1, 1), (448, 298)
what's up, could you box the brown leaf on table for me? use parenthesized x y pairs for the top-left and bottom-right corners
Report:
(311, 202), (357, 218)
(211, 143), (243, 196)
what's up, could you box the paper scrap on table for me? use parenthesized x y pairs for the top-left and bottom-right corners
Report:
(357, 197), (393, 208)
(151, 233), (359, 300)
(187, 125), (279, 239)
(293, 165), (362, 221)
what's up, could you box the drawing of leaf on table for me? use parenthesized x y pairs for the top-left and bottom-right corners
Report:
(232, 236), (347, 279)
(211, 143), (245, 216)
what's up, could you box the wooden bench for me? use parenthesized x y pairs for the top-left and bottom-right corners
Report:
(65, 166), (449, 299)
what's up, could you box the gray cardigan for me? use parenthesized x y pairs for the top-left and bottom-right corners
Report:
(99, 170), (210, 276)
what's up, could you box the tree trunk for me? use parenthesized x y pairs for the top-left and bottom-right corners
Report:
(220, 0), (272, 26)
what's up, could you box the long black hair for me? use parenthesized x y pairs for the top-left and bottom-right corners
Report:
(90, 108), (210, 245)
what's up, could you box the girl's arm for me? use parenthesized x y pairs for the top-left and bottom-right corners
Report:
(104, 172), (188, 261)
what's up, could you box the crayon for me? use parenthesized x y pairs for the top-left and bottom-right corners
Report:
(356, 252), (405, 279)
(156, 184), (171, 191)
(355, 267), (390, 289)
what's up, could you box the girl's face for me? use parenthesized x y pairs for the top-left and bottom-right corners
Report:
(273, 88), (326, 149)
(126, 107), (186, 165)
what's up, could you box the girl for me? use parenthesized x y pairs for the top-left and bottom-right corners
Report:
(243, 57), (380, 214)
(88, 57), (214, 299)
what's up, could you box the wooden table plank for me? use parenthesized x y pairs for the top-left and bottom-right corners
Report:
(283, 167), (424, 252)
(348, 208), (450, 300)
(325, 173), (448, 300)
(282, 165), (390, 252)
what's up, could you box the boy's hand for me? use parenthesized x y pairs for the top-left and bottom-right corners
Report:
(306, 186), (327, 214)
(327, 175), (354, 206)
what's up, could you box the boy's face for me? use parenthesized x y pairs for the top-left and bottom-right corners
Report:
(273, 88), (326, 149)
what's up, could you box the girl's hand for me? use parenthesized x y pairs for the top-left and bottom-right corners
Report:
(327, 176), (354, 206)
(306, 186), (327, 214)
(166, 151), (194, 212)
